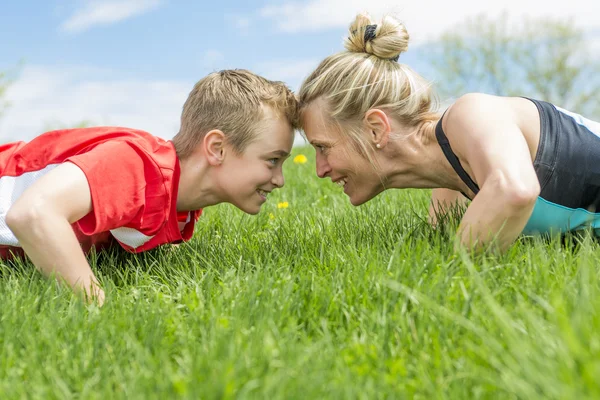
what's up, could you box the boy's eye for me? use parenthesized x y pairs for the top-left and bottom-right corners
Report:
(268, 158), (279, 165)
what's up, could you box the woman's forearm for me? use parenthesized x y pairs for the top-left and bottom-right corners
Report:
(457, 184), (536, 252)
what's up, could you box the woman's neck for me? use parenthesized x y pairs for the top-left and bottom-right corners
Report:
(379, 119), (466, 192)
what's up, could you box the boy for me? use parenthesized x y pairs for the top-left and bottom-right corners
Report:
(0, 69), (298, 305)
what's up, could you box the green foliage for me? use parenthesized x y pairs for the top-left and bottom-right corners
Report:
(0, 146), (599, 398)
(0, 62), (23, 120)
(0, 70), (13, 119)
(428, 13), (600, 119)
(43, 119), (97, 132)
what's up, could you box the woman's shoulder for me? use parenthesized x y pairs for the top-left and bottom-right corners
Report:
(443, 93), (526, 133)
(441, 94), (540, 164)
(447, 93), (506, 115)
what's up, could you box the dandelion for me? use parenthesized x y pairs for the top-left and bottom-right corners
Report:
(269, 213), (275, 220)
(277, 201), (289, 209)
(293, 154), (307, 164)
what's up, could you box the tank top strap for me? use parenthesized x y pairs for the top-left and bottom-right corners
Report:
(435, 112), (480, 198)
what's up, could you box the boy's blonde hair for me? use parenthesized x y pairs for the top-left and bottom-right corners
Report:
(298, 13), (438, 164)
(173, 69), (299, 159)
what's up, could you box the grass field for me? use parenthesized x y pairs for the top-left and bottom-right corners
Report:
(1, 146), (599, 399)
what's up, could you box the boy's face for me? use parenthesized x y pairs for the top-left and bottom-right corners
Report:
(220, 109), (294, 214)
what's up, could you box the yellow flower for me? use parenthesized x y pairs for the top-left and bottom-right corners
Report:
(277, 201), (289, 209)
(293, 154), (307, 164)
(269, 213), (275, 220)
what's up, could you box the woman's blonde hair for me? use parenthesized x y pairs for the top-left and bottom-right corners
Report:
(173, 69), (299, 159)
(298, 13), (438, 163)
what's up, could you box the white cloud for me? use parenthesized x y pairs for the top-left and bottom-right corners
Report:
(201, 50), (226, 69)
(255, 59), (320, 89)
(61, 0), (163, 33)
(0, 65), (190, 143)
(260, 0), (394, 33)
(259, 0), (600, 44)
(224, 14), (253, 37)
(228, 14), (251, 30)
(0, 64), (313, 147)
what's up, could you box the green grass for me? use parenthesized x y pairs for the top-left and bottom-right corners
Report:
(1, 146), (599, 399)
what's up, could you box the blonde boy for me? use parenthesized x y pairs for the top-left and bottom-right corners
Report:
(0, 69), (298, 304)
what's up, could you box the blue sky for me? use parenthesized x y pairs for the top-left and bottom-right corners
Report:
(1, 0), (599, 142)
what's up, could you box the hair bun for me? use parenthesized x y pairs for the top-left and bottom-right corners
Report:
(344, 13), (409, 61)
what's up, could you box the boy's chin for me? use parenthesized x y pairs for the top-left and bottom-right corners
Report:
(236, 203), (261, 215)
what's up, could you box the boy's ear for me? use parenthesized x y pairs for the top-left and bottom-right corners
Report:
(364, 109), (391, 149)
(203, 130), (226, 166)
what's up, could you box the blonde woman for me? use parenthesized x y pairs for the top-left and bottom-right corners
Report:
(298, 13), (600, 251)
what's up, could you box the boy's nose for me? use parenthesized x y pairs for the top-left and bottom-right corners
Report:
(271, 169), (285, 188)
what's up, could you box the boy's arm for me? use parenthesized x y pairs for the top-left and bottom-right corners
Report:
(5, 162), (104, 304)
(428, 188), (469, 227)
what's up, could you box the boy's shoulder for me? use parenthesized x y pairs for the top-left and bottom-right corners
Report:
(58, 126), (179, 189)
(3, 126), (177, 175)
(37, 126), (169, 151)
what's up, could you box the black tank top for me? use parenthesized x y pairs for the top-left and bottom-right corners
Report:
(434, 114), (480, 199)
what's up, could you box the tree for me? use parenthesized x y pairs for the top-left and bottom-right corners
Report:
(43, 119), (96, 131)
(427, 13), (600, 119)
(0, 70), (11, 119)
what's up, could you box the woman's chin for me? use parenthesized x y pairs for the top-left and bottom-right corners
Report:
(348, 192), (373, 206)
(347, 188), (383, 206)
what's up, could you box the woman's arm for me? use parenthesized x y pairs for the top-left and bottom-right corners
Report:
(443, 94), (540, 252)
(5, 162), (104, 304)
(457, 170), (537, 251)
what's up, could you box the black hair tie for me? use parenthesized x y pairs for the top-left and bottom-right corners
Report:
(359, 23), (400, 62)
(364, 24), (377, 43)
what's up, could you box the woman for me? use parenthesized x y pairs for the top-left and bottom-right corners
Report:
(298, 13), (600, 251)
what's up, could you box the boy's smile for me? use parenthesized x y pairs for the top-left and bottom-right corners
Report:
(256, 188), (270, 201)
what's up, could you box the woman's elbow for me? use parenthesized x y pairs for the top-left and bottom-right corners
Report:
(505, 181), (540, 210)
(487, 170), (540, 211)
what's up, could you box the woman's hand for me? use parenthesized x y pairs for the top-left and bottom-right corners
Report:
(429, 188), (470, 227)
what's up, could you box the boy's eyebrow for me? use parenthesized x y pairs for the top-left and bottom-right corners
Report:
(269, 150), (290, 157)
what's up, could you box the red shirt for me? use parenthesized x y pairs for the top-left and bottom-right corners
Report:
(0, 127), (201, 259)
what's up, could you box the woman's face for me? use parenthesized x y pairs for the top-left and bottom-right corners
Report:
(302, 100), (386, 206)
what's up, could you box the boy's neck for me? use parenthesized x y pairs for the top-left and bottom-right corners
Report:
(176, 156), (221, 212)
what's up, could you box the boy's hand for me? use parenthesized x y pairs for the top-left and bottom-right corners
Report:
(5, 162), (104, 304)
(88, 287), (106, 307)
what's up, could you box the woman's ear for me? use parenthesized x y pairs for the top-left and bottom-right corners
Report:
(203, 130), (226, 166)
(364, 109), (391, 149)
